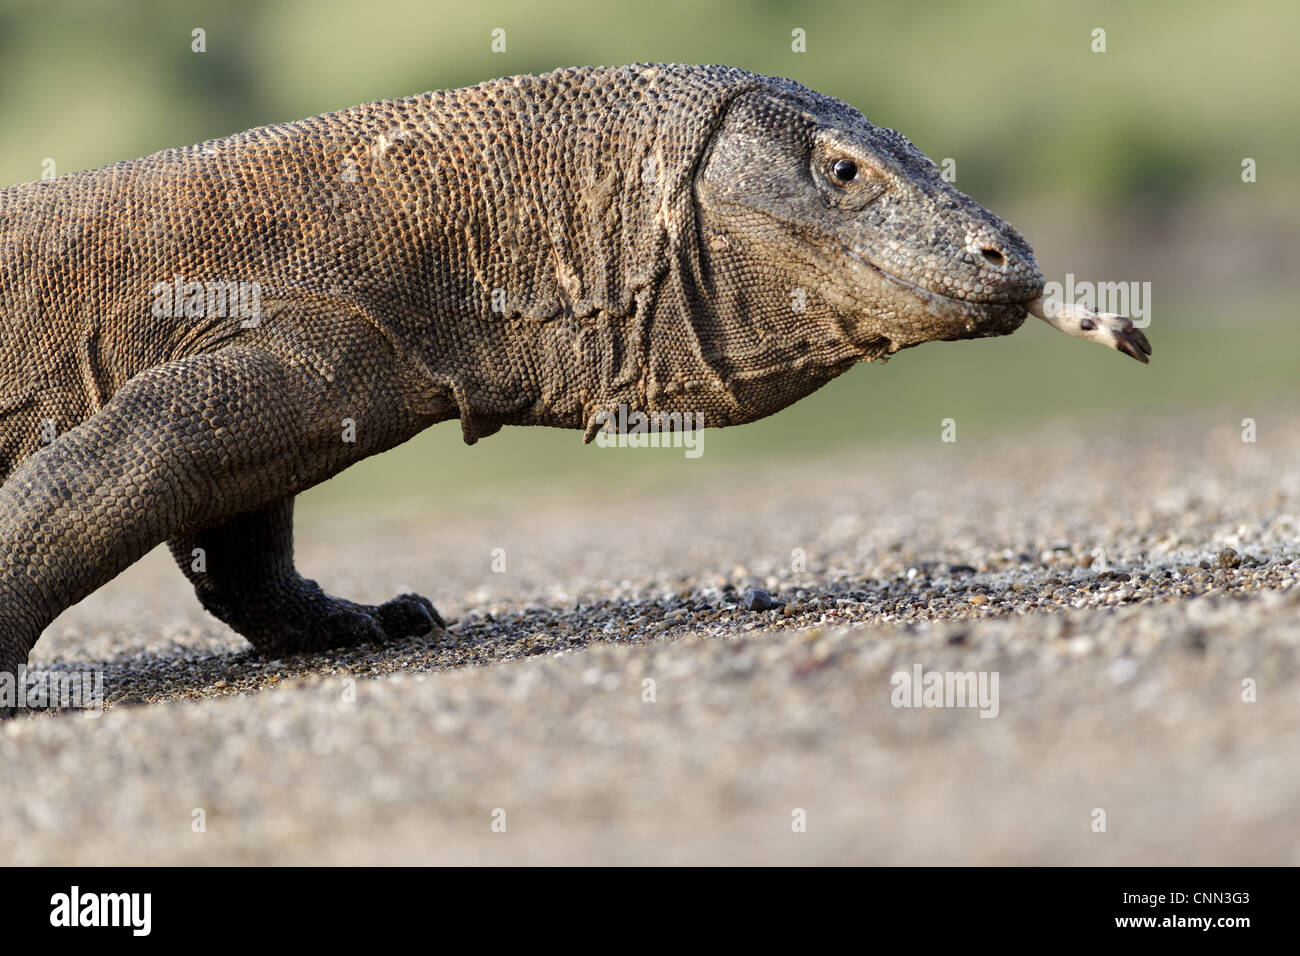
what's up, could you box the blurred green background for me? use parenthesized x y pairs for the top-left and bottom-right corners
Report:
(1, 0), (1294, 514)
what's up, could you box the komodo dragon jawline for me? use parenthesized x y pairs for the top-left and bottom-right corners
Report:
(0, 64), (1150, 711)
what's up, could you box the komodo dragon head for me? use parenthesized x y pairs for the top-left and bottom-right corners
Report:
(655, 72), (1150, 427)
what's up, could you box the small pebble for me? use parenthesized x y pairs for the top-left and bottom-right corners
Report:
(1216, 548), (1242, 570)
(742, 588), (780, 612)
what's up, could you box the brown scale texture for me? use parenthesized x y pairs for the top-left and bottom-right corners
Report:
(0, 64), (1042, 687)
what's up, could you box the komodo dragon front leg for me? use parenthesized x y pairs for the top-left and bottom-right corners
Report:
(168, 497), (441, 655)
(1027, 296), (1152, 363)
(0, 340), (441, 699)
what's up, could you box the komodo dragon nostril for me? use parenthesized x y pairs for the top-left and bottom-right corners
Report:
(981, 247), (1006, 267)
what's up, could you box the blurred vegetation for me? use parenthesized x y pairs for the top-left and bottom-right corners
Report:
(0, 0), (1293, 509)
(3, 0), (1296, 207)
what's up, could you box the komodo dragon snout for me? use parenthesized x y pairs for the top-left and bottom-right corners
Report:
(694, 87), (1151, 365)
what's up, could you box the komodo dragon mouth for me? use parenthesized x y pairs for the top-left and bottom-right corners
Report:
(825, 236), (1033, 338)
(848, 245), (1151, 364)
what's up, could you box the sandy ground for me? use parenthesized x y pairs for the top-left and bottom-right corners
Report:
(2, 409), (1298, 865)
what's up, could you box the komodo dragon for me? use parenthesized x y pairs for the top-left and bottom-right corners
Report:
(0, 64), (1150, 709)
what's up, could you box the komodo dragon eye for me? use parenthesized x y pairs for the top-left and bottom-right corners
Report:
(830, 159), (858, 184)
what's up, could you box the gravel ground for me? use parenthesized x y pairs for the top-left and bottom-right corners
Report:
(2, 409), (1298, 864)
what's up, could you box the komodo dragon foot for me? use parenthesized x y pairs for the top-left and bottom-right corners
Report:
(1027, 296), (1153, 364)
(191, 583), (443, 656)
(169, 497), (444, 655)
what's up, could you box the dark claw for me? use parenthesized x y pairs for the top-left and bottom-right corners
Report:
(1132, 327), (1153, 356)
(1114, 330), (1150, 364)
(1109, 316), (1151, 364)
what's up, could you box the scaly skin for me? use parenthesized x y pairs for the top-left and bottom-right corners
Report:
(0, 64), (1148, 710)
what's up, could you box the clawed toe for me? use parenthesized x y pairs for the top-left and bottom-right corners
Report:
(1027, 296), (1153, 363)
(1103, 316), (1152, 364)
(374, 593), (445, 639)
